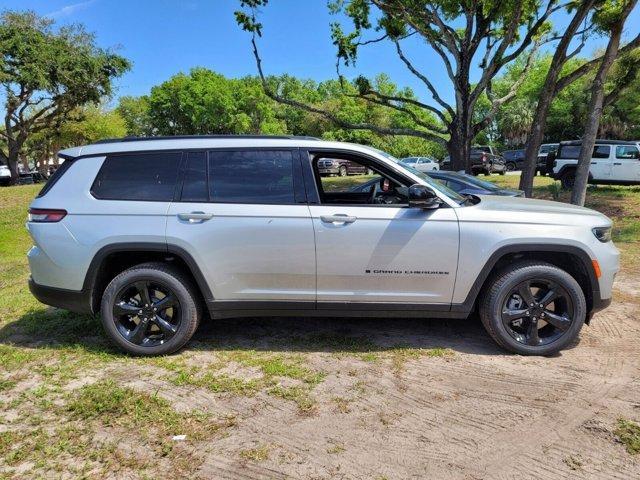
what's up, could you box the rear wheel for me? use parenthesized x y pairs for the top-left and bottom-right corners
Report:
(506, 162), (516, 172)
(100, 263), (201, 356)
(479, 262), (586, 356)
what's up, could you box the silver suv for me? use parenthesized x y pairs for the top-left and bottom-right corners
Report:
(27, 136), (619, 356)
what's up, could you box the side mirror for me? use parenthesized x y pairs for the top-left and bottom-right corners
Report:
(408, 184), (442, 209)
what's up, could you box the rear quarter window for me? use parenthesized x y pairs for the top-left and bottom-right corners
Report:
(91, 152), (182, 201)
(37, 159), (74, 197)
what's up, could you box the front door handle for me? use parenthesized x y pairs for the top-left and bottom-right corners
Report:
(320, 214), (357, 224)
(178, 211), (214, 223)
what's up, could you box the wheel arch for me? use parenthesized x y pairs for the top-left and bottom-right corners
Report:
(453, 244), (600, 318)
(83, 242), (213, 314)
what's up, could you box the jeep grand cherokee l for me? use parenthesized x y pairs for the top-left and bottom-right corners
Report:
(27, 135), (619, 356)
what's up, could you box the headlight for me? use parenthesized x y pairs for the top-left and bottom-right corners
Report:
(592, 226), (612, 243)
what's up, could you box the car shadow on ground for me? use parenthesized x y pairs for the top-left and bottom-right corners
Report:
(0, 307), (579, 357)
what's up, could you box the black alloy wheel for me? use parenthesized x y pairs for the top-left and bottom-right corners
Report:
(113, 280), (181, 347)
(501, 278), (574, 347)
(100, 262), (201, 355)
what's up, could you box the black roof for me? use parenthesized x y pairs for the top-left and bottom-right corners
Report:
(91, 134), (320, 145)
(559, 139), (638, 146)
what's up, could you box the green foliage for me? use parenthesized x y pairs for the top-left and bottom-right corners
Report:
(116, 68), (445, 158)
(0, 10), (130, 178)
(491, 51), (640, 144)
(0, 10), (130, 112)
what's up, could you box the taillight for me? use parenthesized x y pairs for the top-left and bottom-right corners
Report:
(28, 208), (67, 223)
(482, 154), (487, 162)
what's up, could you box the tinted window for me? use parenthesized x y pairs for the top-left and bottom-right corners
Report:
(92, 152), (181, 201)
(593, 146), (610, 158)
(37, 159), (74, 198)
(208, 150), (294, 204)
(558, 145), (580, 159)
(181, 151), (208, 202)
(616, 145), (640, 159)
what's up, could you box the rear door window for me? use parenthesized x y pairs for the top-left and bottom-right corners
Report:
(208, 150), (295, 204)
(92, 152), (181, 201)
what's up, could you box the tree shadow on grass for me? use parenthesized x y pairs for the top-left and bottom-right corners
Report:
(0, 306), (581, 357)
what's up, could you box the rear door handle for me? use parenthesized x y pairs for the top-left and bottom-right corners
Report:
(178, 211), (214, 223)
(614, 162), (622, 165)
(320, 214), (357, 224)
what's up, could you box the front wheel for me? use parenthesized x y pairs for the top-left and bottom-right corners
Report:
(560, 170), (576, 189)
(479, 262), (586, 356)
(100, 262), (202, 356)
(506, 162), (516, 172)
(339, 166), (347, 177)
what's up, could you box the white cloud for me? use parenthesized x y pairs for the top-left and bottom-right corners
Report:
(47, 0), (96, 19)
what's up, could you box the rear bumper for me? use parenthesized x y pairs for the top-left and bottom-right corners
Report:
(28, 277), (92, 314)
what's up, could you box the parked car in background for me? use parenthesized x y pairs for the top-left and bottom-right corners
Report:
(537, 143), (559, 175)
(427, 171), (524, 197)
(551, 139), (640, 189)
(317, 157), (372, 176)
(28, 135), (618, 357)
(0, 164), (10, 186)
(502, 149), (525, 171)
(18, 165), (34, 185)
(470, 146), (506, 175)
(399, 156), (440, 172)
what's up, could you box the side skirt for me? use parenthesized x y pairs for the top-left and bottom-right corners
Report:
(207, 300), (470, 319)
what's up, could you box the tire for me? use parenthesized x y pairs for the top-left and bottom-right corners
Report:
(366, 168), (374, 175)
(560, 169), (576, 190)
(100, 262), (202, 356)
(339, 166), (347, 177)
(498, 169), (506, 176)
(483, 169), (491, 176)
(506, 162), (516, 172)
(479, 261), (586, 356)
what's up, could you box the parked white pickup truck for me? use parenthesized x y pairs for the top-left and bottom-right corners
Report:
(552, 140), (640, 189)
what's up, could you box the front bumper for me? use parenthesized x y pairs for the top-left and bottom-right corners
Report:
(318, 167), (340, 175)
(29, 277), (92, 314)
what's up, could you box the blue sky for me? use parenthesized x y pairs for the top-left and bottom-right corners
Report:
(4, 0), (640, 106)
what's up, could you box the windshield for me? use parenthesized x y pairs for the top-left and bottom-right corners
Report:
(459, 175), (501, 191)
(367, 147), (466, 204)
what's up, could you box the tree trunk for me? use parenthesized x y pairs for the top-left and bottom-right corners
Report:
(519, 0), (595, 197)
(570, 6), (632, 206)
(447, 126), (472, 172)
(7, 142), (21, 186)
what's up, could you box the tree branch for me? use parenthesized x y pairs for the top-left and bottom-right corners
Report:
(393, 40), (454, 118)
(249, 35), (447, 145)
(555, 33), (640, 93)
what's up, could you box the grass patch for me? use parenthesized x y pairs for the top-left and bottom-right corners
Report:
(173, 370), (262, 395)
(67, 380), (222, 441)
(615, 418), (640, 455)
(239, 444), (270, 462)
(268, 385), (317, 413)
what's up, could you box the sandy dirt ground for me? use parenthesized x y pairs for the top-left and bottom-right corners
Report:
(112, 273), (639, 480)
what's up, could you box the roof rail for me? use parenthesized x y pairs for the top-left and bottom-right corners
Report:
(91, 134), (320, 145)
